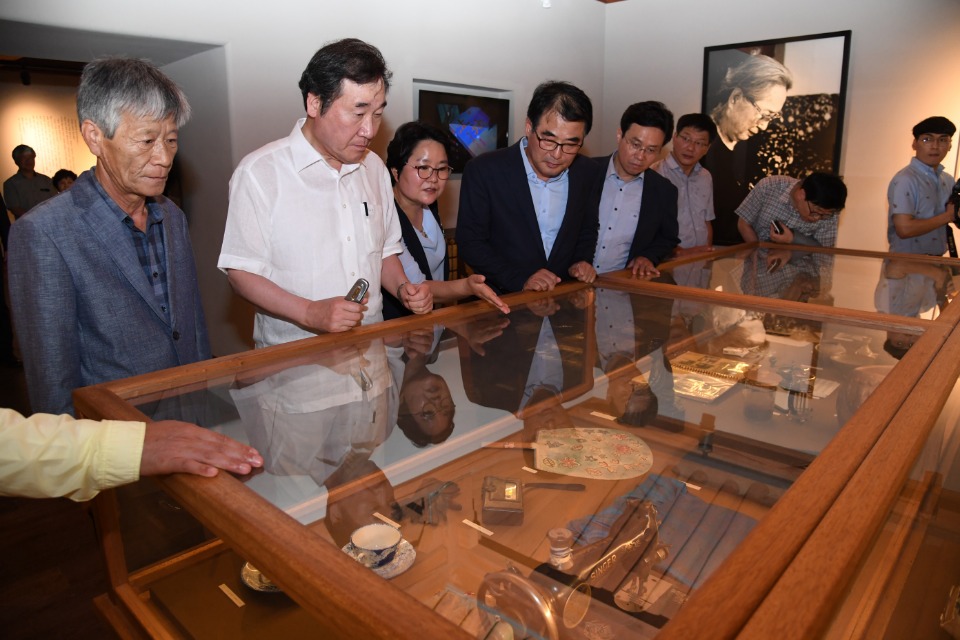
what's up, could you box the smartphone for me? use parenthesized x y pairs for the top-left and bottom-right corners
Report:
(772, 220), (785, 235)
(344, 278), (369, 303)
(766, 258), (783, 274)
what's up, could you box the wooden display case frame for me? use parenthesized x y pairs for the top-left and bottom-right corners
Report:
(74, 246), (960, 639)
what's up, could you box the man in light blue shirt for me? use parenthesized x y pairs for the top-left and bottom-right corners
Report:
(652, 113), (718, 256)
(887, 116), (957, 256)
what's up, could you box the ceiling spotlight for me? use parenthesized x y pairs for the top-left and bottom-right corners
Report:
(542, 0), (552, 7)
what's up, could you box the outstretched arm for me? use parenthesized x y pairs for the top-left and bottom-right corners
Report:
(141, 420), (263, 478)
(428, 274), (510, 313)
(0, 409), (263, 501)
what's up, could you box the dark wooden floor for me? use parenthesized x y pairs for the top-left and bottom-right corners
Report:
(0, 362), (120, 639)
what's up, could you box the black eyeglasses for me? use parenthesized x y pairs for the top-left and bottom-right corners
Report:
(401, 397), (456, 421)
(748, 99), (782, 124)
(407, 164), (453, 180)
(534, 131), (583, 155)
(804, 200), (838, 219)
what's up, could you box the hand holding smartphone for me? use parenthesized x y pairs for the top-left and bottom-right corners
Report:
(772, 220), (785, 235)
(345, 278), (369, 303)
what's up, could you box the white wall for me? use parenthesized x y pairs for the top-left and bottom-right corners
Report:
(163, 48), (254, 355)
(0, 0), (607, 353)
(601, 0), (960, 252)
(0, 73), (94, 181)
(2, 0), (959, 353)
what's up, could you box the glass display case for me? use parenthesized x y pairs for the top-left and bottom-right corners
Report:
(819, 373), (960, 640)
(75, 246), (960, 639)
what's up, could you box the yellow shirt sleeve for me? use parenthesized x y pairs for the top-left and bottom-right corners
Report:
(0, 407), (145, 501)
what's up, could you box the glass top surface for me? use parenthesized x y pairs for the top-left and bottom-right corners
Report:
(125, 285), (912, 637)
(652, 248), (958, 320)
(824, 371), (960, 639)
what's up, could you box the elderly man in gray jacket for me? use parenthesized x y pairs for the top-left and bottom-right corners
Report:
(8, 57), (210, 416)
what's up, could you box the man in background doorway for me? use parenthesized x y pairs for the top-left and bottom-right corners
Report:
(3, 144), (55, 218)
(592, 101), (679, 277)
(652, 113), (718, 256)
(887, 116), (957, 256)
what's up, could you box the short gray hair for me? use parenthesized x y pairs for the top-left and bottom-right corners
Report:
(711, 54), (793, 115)
(77, 56), (191, 138)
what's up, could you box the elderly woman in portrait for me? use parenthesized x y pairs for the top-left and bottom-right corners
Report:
(709, 54), (793, 151)
(702, 54), (794, 245)
(383, 121), (509, 320)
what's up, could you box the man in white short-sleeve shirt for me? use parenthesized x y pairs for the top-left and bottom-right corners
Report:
(219, 38), (431, 348)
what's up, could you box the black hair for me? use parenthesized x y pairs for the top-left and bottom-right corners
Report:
(52, 169), (78, 190)
(386, 121), (453, 185)
(11, 144), (34, 163)
(676, 113), (718, 144)
(619, 101), (674, 142)
(882, 338), (910, 361)
(912, 116), (957, 139)
(526, 81), (593, 135)
(801, 172), (847, 211)
(299, 38), (392, 114)
(617, 384), (660, 427)
(396, 412), (456, 448)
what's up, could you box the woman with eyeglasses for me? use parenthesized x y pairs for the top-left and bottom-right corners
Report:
(383, 121), (509, 320)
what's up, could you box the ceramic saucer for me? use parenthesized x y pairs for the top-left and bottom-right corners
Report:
(342, 538), (416, 579)
(240, 562), (283, 593)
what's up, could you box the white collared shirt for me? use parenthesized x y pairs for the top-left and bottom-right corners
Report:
(219, 119), (402, 347)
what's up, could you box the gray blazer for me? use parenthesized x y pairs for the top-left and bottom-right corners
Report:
(8, 170), (211, 415)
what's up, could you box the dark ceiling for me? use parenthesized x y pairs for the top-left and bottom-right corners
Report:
(0, 56), (86, 84)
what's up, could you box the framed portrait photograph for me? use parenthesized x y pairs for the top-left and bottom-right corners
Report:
(700, 31), (852, 245)
(412, 80), (513, 175)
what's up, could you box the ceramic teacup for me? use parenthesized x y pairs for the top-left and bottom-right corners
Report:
(345, 523), (402, 568)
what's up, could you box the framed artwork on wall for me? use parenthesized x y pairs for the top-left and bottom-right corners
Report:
(699, 31), (852, 245)
(413, 79), (513, 175)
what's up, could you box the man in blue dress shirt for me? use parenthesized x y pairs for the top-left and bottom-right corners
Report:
(593, 101), (679, 277)
(887, 116), (957, 256)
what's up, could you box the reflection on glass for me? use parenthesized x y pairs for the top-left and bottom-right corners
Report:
(398, 326), (457, 447)
(459, 295), (593, 417)
(660, 248), (960, 321)
(593, 286), (682, 427)
(740, 248), (832, 303)
(227, 339), (402, 540)
(875, 257), (955, 358)
(120, 284), (918, 636)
